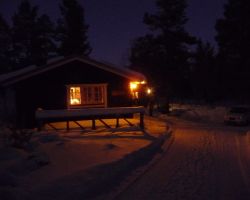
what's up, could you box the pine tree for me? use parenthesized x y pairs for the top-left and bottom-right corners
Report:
(57, 0), (91, 56)
(190, 40), (216, 101)
(130, 0), (196, 97)
(12, 0), (55, 69)
(32, 14), (56, 65)
(12, 0), (38, 68)
(0, 14), (11, 73)
(215, 0), (250, 100)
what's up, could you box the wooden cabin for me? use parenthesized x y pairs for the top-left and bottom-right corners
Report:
(0, 56), (148, 128)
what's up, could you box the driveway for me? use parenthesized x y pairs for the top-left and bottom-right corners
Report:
(116, 117), (250, 200)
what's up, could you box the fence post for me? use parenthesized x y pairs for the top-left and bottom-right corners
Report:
(38, 120), (44, 131)
(66, 121), (69, 131)
(116, 117), (119, 128)
(140, 112), (144, 129)
(92, 119), (96, 130)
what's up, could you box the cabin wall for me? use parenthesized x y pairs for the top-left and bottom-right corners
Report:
(12, 61), (133, 127)
(0, 90), (3, 120)
(0, 88), (17, 124)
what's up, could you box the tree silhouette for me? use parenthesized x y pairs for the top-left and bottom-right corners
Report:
(190, 40), (216, 101)
(31, 14), (56, 66)
(0, 14), (11, 73)
(57, 0), (91, 57)
(130, 0), (196, 98)
(12, 0), (55, 69)
(215, 0), (250, 100)
(12, 0), (38, 68)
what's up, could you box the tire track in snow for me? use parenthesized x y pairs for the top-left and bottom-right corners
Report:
(116, 123), (250, 200)
(155, 132), (217, 200)
(117, 129), (217, 200)
(235, 135), (250, 193)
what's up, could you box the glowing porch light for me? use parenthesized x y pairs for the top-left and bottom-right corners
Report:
(129, 81), (147, 99)
(130, 80), (146, 90)
(130, 82), (138, 90)
(147, 88), (152, 95)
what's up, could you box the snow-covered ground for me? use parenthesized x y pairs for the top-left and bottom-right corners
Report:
(116, 115), (250, 200)
(0, 117), (168, 200)
(162, 103), (228, 124)
(0, 104), (248, 200)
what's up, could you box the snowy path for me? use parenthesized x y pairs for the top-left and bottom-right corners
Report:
(116, 120), (250, 200)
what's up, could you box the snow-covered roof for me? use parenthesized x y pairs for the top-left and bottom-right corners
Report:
(0, 55), (146, 87)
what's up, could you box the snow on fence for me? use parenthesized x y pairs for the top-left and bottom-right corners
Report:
(35, 106), (145, 131)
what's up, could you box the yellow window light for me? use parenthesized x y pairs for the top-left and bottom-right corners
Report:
(70, 87), (81, 105)
(135, 91), (139, 99)
(70, 98), (81, 105)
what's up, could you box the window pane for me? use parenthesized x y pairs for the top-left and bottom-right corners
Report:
(94, 87), (100, 101)
(70, 87), (81, 105)
(87, 87), (92, 102)
(81, 85), (104, 105)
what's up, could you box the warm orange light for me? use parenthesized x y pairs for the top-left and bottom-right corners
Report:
(130, 82), (138, 90)
(70, 87), (81, 105)
(147, 88), (152, 95)
(130, 80), (146, 90)
(135, 92), (139, 99)
(129, 80), (147, 99)
(70, 98), (81, 105)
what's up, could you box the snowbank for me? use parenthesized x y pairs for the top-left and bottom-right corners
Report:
(168, 103), (227, 124)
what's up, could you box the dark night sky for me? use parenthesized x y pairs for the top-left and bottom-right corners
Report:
(0, 0), (227, 66)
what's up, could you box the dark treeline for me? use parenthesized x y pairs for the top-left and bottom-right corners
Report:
(1, 0), (250, 103)
(130, 0), (250, 103)
(0, 0), (90, 73)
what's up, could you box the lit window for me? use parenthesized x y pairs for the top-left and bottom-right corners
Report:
(135, 92), (139, 99)
(67, 84), (107, 108)
(70, 87), (81, 105)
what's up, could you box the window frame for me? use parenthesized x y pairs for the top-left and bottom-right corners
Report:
(66, 83), (108, 109)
